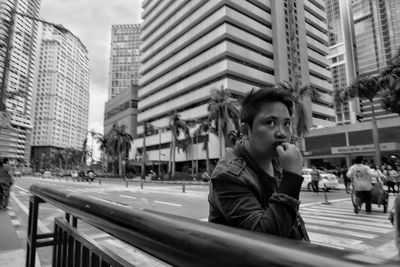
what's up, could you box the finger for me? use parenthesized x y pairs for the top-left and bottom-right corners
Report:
(279, 142), (290, 150)
(276, 145), (285, 156)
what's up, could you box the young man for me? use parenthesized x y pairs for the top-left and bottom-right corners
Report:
(346, 156), (377, 214)
(0, 158), (14, 209)
(208, 87), (309, 242)
(310, 165), (320, 195)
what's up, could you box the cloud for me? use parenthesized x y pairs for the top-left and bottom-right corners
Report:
(40, 0), (143, 131)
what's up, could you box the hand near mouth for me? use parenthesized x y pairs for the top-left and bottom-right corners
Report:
(276, 142), (303, 175)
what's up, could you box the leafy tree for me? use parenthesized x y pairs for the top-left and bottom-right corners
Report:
(168, 112), (189, 177)
(108, 125), (133, 176)
(335, 76), (383, 167)
(379, 49), (400, 115)
(207, 86), (240, 158)
(277, 82), (320, 141)
(192, 118), (211, 175)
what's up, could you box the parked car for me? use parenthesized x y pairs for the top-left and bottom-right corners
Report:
(43, 171), (52, 179)
(301, 168), (339, 191)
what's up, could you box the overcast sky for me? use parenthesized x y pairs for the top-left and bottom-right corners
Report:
(39, 0), (143, 135)
(39, 0), (143, 160)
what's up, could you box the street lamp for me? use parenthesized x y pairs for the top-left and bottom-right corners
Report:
(0, 8), (68, 112)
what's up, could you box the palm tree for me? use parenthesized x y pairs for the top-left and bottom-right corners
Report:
(96, 133), (110, 173)
(277, 81), (320, 143)
(207, 86), (240, 158)
(109, 125), (133, 176)
(168, 112), (189, 177)
(335, 76), (383, 167)
(192, 119), (211, 175)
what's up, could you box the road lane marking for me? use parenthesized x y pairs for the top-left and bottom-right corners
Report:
(309, 232), (374, 251)
(300, 197), (349, 207)
(120, 195), (137, 200)
(10, 193), (51, 234)
(154, 201), (182, 207)
(14, 185), (29, 193)
(305, 225), (377, 239)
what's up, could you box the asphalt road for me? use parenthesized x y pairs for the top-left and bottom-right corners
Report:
(6, 176), (400, 266)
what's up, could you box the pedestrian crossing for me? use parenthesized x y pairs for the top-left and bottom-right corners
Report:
(300, 199), (394, 253)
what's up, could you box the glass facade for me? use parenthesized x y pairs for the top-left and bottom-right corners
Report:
(108, 24), (141, 99)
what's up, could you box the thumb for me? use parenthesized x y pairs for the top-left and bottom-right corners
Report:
(276, 145), (285, 157)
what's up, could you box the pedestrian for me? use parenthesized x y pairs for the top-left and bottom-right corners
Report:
(0, 158), (14, 210)
(208, 87), (309, 242)
(346, 156), (378, 214)
(384, 165), (398, 194)
(341, 165), (351, 193)
(310, 165), (320, 195)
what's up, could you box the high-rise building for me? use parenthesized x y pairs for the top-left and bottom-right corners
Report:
(108, 24), (141, 100)
(326, 0), (359, 125)
(0, 0), (41, 161)
(134, 0), (335, 168)
(30, 23), (89, 166)
(352, 0), (400, 120)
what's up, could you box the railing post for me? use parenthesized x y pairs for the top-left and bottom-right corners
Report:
(26, 196), (42, 267)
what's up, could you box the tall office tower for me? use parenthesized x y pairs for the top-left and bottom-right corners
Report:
(0, 0), (41, 161)
(353, 0), (400, 120)
(108, 24), (141, 100)
(30, 23), (90, 166)
(326, 0), (359, 125)
(135, 0), (334, 167)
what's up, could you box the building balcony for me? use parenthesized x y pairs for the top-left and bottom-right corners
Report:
(309, 62), (331, 80)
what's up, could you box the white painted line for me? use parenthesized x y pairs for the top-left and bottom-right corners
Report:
(199, 218), (208, 222)
(13, 185), (29, 193)
(154, 201), (182, 207)
(120, 195), (137, 200)
(305, 224), (377, 239)
(302, 214), (392, 229)
(308, 232), (374, 251)
(10, 193), (51, 234)
(304, 218), (390, 233)
(300, 198), (349, 207)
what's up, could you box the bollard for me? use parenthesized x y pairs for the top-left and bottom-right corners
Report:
(66, 177), (68, 182)
(126, 180), (128, 188)
(99, 179), (101, 185)
(182, 183), (186, 193)
(140, 180), (143, 189)
(321, 184), (331, 205)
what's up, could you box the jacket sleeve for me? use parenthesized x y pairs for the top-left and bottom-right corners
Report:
(210, 172), (301, 237)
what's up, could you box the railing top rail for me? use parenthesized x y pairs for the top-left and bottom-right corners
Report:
(30, 184), (397, 267)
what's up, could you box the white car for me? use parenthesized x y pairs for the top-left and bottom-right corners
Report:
(301, 168), (339, 191)
(42, 171), (52, 179)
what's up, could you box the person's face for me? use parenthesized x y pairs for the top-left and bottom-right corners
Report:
(246, 101), (292, 159)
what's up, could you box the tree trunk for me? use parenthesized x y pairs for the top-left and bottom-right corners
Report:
(118, 152), (123, 176)
(218, 114), (224, 158)
(172, 137), (176, 177)
(141, 133), (146, 179)
(370, 100), (381, 168)
(205, 134), (210, 175)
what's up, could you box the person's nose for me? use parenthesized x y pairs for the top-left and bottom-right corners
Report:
(275, 125), (287, 139)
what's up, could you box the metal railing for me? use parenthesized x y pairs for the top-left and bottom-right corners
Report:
(26, 184), (399, 267)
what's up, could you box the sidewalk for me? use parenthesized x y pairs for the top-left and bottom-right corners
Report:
(0, 209), (25, 267)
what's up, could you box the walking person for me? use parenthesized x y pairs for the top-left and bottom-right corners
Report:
(310, 166), (320, 195)
(0, 158), (14, 210)
(384, 165), (398, 194)
(341, 165), (351, 193)
(346, 156), (378, 214)
(208, 87), (309, 242)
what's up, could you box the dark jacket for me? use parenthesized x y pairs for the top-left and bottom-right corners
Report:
(208, 144), (309, 241)
(0, 165), (13, 186)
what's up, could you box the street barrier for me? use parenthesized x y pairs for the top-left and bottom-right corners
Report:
(25, 184), (399, 267)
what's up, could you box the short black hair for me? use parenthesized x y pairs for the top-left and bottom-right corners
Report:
(354, 156), (364, 164)
(240, 86), (294, 128)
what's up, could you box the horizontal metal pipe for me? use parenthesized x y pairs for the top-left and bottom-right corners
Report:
(30, 184), (396, 267)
